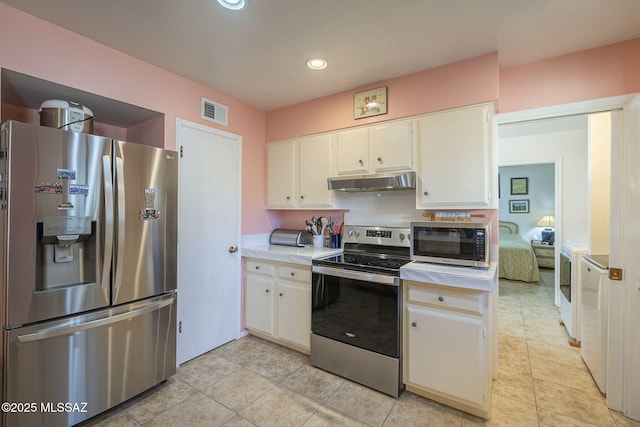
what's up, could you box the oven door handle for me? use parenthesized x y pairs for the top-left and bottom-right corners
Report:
(312, 265), (399, 286)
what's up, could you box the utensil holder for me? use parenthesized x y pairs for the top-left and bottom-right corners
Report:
(313, 235), (324, 248)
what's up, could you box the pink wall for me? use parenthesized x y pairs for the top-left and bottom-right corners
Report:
(499, 38), (640, 113)
(266, 53), (500, 142)
(0, 3), (269, 234)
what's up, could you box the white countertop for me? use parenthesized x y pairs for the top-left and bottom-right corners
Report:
(400, 261), (498, 292)
(242, 245), (343, 266)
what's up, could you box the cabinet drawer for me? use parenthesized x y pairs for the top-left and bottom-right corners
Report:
(278, 265), (311, 283)
(246, 260), (275, 277)
(407, 285), (484, 315)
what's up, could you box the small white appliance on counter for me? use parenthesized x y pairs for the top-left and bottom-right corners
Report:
(580, 254), (609, 394)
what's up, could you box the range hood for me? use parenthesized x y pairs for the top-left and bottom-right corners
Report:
(327, 171), (416, 192)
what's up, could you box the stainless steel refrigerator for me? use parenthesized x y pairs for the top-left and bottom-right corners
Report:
(0, 120), (178, 427)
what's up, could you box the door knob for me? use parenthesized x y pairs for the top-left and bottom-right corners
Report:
(228, 246), (238, 253)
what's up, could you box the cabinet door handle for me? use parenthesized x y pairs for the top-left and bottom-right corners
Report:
(279, 292), (284, 297)
(290, 272), (295, 276)
(286, 196), (291, 200)
(265, 289), (270, 293)
(438, 296), (444, 302)
(411, 322), (417, 327)
(255, 266), (260, 270)
(358, 159), (364, 166)
(300, 195), (304, 199)
(424, 191), (429, 196)
(377, 157), (382, 162)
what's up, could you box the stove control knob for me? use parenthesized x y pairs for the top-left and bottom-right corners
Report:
(354, 230), (360, 237)
(399, 233), (405, 241)
(347, 229), (353, 236)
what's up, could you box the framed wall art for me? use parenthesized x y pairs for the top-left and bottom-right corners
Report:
(354, 86), (387, 119)
(510, 177), (528, 195)
(509, 199), (530, 213)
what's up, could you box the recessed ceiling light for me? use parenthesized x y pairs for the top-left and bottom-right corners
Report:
(217, 0), (245, 10)
(307, 58), (327, 70)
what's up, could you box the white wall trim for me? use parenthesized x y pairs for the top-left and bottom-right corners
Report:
(496, 94), (638, 125)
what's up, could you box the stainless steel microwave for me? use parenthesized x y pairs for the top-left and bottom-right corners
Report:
(410, 221), (491, 268)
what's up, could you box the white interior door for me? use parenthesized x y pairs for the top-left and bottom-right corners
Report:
(621, 95), (640, 419)
(176, 119), (242, 365)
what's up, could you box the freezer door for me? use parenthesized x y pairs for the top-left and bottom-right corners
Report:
(3, 292), (177, 427)
(112, 141), (177, 305)
(1, 121), (112, 328)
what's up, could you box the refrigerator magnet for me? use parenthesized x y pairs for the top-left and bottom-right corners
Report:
(35, 182), (63, 194)
(57, 169), (76, 180)
(69, 184), (89, 196)
(139, 208), (160, 220)
(144, 188), (155, 208)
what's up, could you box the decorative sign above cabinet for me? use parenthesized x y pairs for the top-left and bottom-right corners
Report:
(354, 86), (387, 119)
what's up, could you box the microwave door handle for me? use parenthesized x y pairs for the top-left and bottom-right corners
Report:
(101, 155), (114, 291)
(114, 156), (126, 292)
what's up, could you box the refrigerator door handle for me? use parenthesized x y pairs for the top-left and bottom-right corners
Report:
(102, 155), (114, 290)
(114, 155), (126, 291)
(16, 296), (175, 343)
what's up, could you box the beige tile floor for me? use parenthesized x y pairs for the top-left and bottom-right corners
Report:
(82, 269), (640, 427)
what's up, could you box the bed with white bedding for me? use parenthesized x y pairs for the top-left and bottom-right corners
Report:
(498, 221), (540, 282)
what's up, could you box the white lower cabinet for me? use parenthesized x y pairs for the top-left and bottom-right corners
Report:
(276, 280), (311, 348)
(245, 271), (275, 336)
(244, 259), (311, 353)
(404, 280), (491, 418)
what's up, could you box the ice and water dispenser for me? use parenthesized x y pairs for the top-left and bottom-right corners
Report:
(36, 215), (97, 291)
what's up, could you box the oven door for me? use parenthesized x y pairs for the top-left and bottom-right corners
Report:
(311, 265), (400, 359)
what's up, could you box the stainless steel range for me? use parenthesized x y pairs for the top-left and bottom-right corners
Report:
(310, 225), (411, 397)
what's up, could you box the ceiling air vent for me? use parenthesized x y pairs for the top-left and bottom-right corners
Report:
(201, 97), (229, 126)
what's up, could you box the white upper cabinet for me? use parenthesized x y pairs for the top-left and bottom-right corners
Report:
(336, 127), (370, 175)
(266, 139), (297, 208)
(336, 120), (415, 175)
(267, 134), (334, 209)
(371, 120), (414, 172)
(266, 104), (494, 210)
(417, 103), (494, 209)
(298, 134), (334, 208)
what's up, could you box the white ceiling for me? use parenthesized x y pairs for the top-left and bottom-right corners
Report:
(3, 0), (640, 111)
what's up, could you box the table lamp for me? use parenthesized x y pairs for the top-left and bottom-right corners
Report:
(538, 215), (555, 244)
